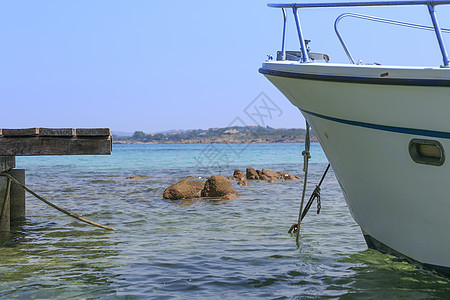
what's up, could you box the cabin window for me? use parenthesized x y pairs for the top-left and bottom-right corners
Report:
(409, 139), (445, 166)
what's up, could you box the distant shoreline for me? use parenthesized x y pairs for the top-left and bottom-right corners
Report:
(113, 126), (318, 144)
(112, 139), (316, 145)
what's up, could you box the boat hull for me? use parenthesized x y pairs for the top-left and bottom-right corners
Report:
(261, 62), (450, 274)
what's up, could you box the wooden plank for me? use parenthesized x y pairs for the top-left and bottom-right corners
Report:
(0, 128), (112, 156)
(2, 128), (39, 137)
(0, 156), (15, 172)
(0, 136), (112, 156)
(39, 128), (75, 137)
(76, 128), (111, 137)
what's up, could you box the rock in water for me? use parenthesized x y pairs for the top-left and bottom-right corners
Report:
(221, 194), (238, 201)
(163, 180), (205, 200)
(257, 170), (270, 181)
(261, 169), (281, 180)
(246, 167), (259, 180)
(233, 169), (244, 179)
(237, 177), (249, 186)
(202, 176), (237, 197)
(126, 176), (143, 180)
(277, 171), (298, 180)
(233, 169), (248, 186)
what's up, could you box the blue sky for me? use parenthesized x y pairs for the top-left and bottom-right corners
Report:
(1, 1), (448, 133)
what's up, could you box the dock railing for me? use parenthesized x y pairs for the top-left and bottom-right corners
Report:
(269, 0), (450, 67)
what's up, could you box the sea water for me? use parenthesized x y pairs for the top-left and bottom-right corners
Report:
(0, 143), (448, 298)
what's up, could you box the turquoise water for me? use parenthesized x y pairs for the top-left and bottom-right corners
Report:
(0, 143), (448, 298)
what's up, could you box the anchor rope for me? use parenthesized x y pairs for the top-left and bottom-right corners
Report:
(294, 121), (311, 244)
(300, 163), (330, 221)
(0, 173), (117, 231)
(289, 122), (331, 243)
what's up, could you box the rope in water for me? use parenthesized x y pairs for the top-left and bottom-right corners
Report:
(289, 164), (330, 235)
(300, 163), (330, 221)
(289, 121), (331, 244)
(294, 121), (311, 245)
(0, 173), (117, 231)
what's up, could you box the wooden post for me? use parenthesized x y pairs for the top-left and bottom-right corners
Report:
(0, 156), (17, 232)
(0, 175), (11, 231)
(0, 156), (15, 173)
(8, 169), (25, 221)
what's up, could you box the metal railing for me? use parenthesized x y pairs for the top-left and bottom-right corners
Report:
(269, 1), (450, 67)
(335, 13), (450, 64)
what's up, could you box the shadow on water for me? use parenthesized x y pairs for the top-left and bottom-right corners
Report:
(0, 218), (121, 298)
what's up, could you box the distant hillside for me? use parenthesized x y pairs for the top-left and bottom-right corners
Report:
(113, 126), (318, 144)
(112, 131), (134, 137)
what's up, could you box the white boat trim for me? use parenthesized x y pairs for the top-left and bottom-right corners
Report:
(260, 62), (450, 85)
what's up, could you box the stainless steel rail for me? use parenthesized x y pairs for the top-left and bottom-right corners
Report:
(270, 0), (450, 67)
(268, 1), (450, 8)
(334, 13), (450, 64)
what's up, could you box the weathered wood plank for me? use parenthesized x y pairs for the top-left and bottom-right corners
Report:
(2, 128), (39, 137)
(0, 137), (112, 156)
(0, 156), (15, 172)
(0, 128), (112, 156)
(76, 128), (111, 137)
(39, 128), (75, 137)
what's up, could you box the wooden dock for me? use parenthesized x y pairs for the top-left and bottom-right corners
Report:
(0, 127), (111, 156)
(0, 128), (112, 231)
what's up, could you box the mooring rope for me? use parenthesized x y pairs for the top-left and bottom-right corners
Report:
(299, 164), (330, 221)
(0, 173), (117, 231)
(294, 121), (311, 244)
(289, 121), (331, 244)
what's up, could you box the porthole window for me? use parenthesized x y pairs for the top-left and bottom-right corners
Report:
(409, 139), (445, 166)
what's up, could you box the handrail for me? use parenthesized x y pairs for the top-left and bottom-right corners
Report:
(281, 8), (287, 60)
(268, 1), (450, 8)
(334, 13), (450, 64)
(293, 7), (311, 62)
(428, 4), (449, 66)
(269, 1), (450, 67)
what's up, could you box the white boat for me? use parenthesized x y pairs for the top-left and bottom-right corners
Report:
(260, 1), (450, 275)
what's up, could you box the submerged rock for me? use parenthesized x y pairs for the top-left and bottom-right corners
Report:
(126, 176), (143, 180)
(237, 177), (249, 186)
(277, 171), (299, 180)
(163, 180), (205, 200)
(243, 167), (301, 183)
(201, 176), (237, 197)
(221, 194), (238, 201)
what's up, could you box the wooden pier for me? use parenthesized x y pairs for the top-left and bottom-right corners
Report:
(0, 128), (112, 231)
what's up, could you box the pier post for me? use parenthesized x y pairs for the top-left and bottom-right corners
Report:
(8, 169), (25, 221)
(0, 175), (11, 231)
(0, 168), (25, 231)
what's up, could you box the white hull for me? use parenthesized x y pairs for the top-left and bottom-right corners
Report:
(261, 61), (450, 273)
